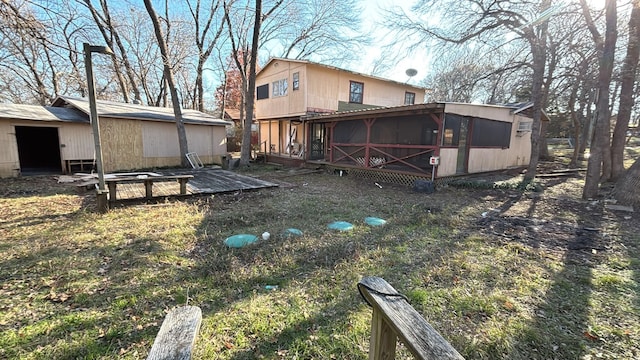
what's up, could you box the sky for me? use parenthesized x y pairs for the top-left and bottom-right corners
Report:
(354, 0), (429, 85)
(351, 0), (610, 87)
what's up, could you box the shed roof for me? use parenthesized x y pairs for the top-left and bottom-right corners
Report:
(51, 96), (231, 126)
(0, 97), (232, 126)
(302, 102), (549, 122)
(0, 103), (87, 122)
(503, 101), (551, 121)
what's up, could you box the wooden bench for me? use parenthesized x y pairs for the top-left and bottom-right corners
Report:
(147, 306), (202, 360)
(145, 279), (462, 360)
(105, 174), (194, 204)
(358, 277), (464, 360)
(65, 159), (95, 174)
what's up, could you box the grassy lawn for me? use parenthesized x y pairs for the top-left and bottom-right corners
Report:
(0, 160), (638, 359)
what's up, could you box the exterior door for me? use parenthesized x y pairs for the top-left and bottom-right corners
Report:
(15, 126), (62, 174)
(310, 123), (325, 160)
(456, 118), (470, 174)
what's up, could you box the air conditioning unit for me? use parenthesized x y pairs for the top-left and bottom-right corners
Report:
(516, 121), (533, 136)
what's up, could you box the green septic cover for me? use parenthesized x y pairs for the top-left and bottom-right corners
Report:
(283, 228), (303, 237)
(224, 234), (258, 248)
(328, 221), (354, 231)
(365, 217), (387, 226)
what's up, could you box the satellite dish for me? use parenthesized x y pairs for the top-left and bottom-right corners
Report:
(405, 68), (418, 83)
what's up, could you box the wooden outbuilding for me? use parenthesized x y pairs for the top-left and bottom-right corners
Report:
(302, 102), (547, 182)
(0, 96), (230, 178)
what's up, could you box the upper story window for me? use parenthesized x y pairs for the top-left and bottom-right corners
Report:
(349, 81), (364, 104)
(293, 72), (299, 90)
(272, 78), (288, 97)
(405, 92), (416, 105)
(256, 84), (269, 100)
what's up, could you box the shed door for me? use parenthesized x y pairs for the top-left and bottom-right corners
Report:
(15, 126), (62, 174)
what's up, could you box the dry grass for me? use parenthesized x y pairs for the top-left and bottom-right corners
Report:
(0, 160), (639, 359)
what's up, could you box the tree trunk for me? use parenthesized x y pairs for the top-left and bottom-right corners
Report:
(240, 0), (262, 167)
(568, 79), (581, 168)
(539, 121), (550, 159)
(578, 91), (595, 160)
(611, 0), (640, 180)
(143, 0), (189, 167)
(523, 0), (550, 182)
(583, 0), (617, 199)
(614, 157), (640, 206)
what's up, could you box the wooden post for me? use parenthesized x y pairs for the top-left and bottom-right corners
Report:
(107, 182), (117, 204)
(146, 305), (202, 360)
(145, 180), (153, 199)
(358, 277), (464, 360)
(83, 43), (112, 213)
(369, 306), (397, 360)
(179, 179), (188, 194)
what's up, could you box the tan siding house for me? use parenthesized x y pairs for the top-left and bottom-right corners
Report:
(0, 97), (230, 178)
(255, 58), (427, 162)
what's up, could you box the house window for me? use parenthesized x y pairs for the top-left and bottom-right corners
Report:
(256, 84), (269, 100)
(404, 92), (415, 105)
(293, 72), (299, 90)
(272, 79), (288, 97)
(349, 81), (364, 104)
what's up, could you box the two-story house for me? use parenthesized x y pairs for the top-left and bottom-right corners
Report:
(255, 58), (427, 166)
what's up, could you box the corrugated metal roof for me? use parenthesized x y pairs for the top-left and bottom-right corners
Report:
(53, 96), (231, 126)
(302, 102), (549, 122)
(0, 103), (87, 122)
(1, 97), (233, 126)
(302, 102), (445, 121)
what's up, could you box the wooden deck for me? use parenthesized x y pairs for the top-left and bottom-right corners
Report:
(108, 169), (278, 202)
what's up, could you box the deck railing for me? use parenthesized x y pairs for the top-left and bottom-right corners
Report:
(358, 277), (465, 360)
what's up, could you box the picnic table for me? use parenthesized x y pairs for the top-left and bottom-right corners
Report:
(105, 174), (194, 204)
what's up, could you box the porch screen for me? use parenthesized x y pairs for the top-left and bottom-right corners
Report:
(333, 120), (366, 143)
(471, 118), (512, 148)
(370, 116), (438, 145)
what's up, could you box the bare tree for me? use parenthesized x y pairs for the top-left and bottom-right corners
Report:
(118, 10), (167, 106)
(582, 0), (618, 199)
(143, 0), (189, 167)
(614, 155), (640, 206)
(263, 0), (370, 65)
(224, 0), (283, 166)
(611, 0), (640, 180)
(383, 0), (555, 181)
(186, 0), (226, 111)
(0, 1), (59, 104)
(79, 0), (143, 103)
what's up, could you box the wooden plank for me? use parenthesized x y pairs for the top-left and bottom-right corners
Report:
(146, 305), (202, 360)
(359, 277), (464, 360)
(369, 306), (397, 360)
(105, 169), (277, 201)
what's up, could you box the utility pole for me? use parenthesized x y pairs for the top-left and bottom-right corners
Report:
(84, 43), (113, 213)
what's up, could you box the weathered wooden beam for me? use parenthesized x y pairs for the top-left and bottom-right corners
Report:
(146, 305), (202, 360)
(358, 277), (464, 360)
